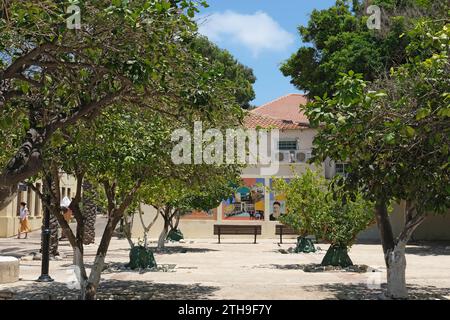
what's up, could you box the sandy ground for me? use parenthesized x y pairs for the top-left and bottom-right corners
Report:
(1, 217), (450, 300)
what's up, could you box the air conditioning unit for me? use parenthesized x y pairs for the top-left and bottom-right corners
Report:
(293, 150), (313, 163)
(296, 152), (306, 163)
(276, 150), (312, 163)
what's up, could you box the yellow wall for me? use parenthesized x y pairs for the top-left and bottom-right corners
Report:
(0, 174), (77, 238)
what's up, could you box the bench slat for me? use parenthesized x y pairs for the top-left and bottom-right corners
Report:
(214, 225), (261, 235)
(214, 225), (261, 244)
(275, 225), (297, 235)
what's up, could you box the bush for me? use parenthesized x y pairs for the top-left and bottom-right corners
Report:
(273, 169), (375, 266)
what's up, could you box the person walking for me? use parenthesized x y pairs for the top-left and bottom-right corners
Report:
(18, 202), (31, 239)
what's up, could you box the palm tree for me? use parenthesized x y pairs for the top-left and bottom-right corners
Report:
(82, 181), (97, 245)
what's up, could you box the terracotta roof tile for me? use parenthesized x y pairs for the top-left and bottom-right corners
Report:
(251, 93), (309, 124)
(244, 112), (309, 130)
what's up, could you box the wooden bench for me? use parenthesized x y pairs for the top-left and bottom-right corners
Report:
(214, 225), (262, 244)
(275, 224), (297, 244)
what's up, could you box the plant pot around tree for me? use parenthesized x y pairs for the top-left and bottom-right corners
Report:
(321, 244), (353, 268)
(295, 236), (316, 253)
(127, 246), (157, 270)
(167, 229), (184, 242)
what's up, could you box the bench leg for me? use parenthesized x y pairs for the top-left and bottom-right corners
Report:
(254, 231), (257, 244)
(280, 229), (283, 244)
(218, 232), (221, 244)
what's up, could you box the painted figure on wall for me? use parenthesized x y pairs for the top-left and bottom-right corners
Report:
(269, 179), (289, 221)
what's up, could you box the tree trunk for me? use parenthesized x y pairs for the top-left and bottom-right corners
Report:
(84, 254), (105, 300)
(82, 181), (97, 245)
(72, 247), (90, 300)
(49, 214), (59, 256)
(83, 213), (122, 300)
(40, 175), (59, 257)
(374, 200), (395, 264)
(374, 200), (399, 297)
(123, 214), (135, 249)
(374, 200), (426, 299)
(386, 241), (407, 299)
(158, 219), (169, 250)
(0, 127), (45, 210)
(0, 186), (16, 211)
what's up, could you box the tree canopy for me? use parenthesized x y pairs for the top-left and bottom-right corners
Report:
(280, 0), (448, 98)
(273, 169), (374, 266)
(303, 16), (449, 297)
(190, 36), (256, 109)
(0, 0), (213, 208)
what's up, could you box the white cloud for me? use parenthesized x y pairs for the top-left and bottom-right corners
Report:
(198, 11), (295, 57)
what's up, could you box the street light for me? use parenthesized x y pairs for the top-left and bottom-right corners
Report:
(37, 190), (54, 282)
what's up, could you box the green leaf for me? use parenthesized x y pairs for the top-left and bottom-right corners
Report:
(416, 108), (431, 120)
(384, 133), (396, 144)
(20, 82), (30, 93)
(405, 126), (416, 138)
(437, 108), (450, 117)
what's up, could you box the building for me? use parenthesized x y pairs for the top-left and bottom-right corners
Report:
(0, 174), (77, 238)
(133, 94), (450, 241)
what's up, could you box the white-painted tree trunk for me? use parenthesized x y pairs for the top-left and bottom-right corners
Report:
(73, 247), (89, 300)
(88, 254), (106, 289)
(158, 225), (168, 249)
(386, 241), (407, 299)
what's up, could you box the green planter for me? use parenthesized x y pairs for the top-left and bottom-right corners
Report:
(294, 237), (316, 253)
(128, 246), (157, 270)
(167, 229), (184, 242)
(321, 244), (353, 267)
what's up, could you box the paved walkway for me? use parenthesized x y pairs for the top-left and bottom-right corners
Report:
(1, 217), (450, 300)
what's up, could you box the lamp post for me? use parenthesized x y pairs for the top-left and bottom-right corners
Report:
(37, 182), (54, 282)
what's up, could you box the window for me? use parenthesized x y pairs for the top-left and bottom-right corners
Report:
(61, 187), (66, 198)
(278, 140), (297, 151)
(335, 163), (348, 176)
(67, 188), (71, 199)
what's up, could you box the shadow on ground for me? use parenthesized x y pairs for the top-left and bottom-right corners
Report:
(0, 247), (39, 258)
(151, 247), (218, 255)
(255, 264), (372, 273)
(59, 261), (178, 274)
(255, 264), (304, 270)
(405, 243), (450, 256)
(302, 283), (450, 300)
(7, 280), (219, 300)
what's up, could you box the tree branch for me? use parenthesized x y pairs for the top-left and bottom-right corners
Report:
(0, 43), (55, 81)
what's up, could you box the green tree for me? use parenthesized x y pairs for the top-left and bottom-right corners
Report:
(305, 21), (449, 298)
(26, 105), (173, 299)
(273, 169), (374, 265)
(142, 169), (240, 250)
(22, 26), (249, 297)
(190, 36), (256, 109)
(0, 0), (203, 209)
(280, 0), (447, 98)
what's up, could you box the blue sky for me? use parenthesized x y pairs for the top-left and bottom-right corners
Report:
(197, 0), (336, 106)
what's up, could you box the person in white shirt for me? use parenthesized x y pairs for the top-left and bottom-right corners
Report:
(18, 202), (31, 239)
